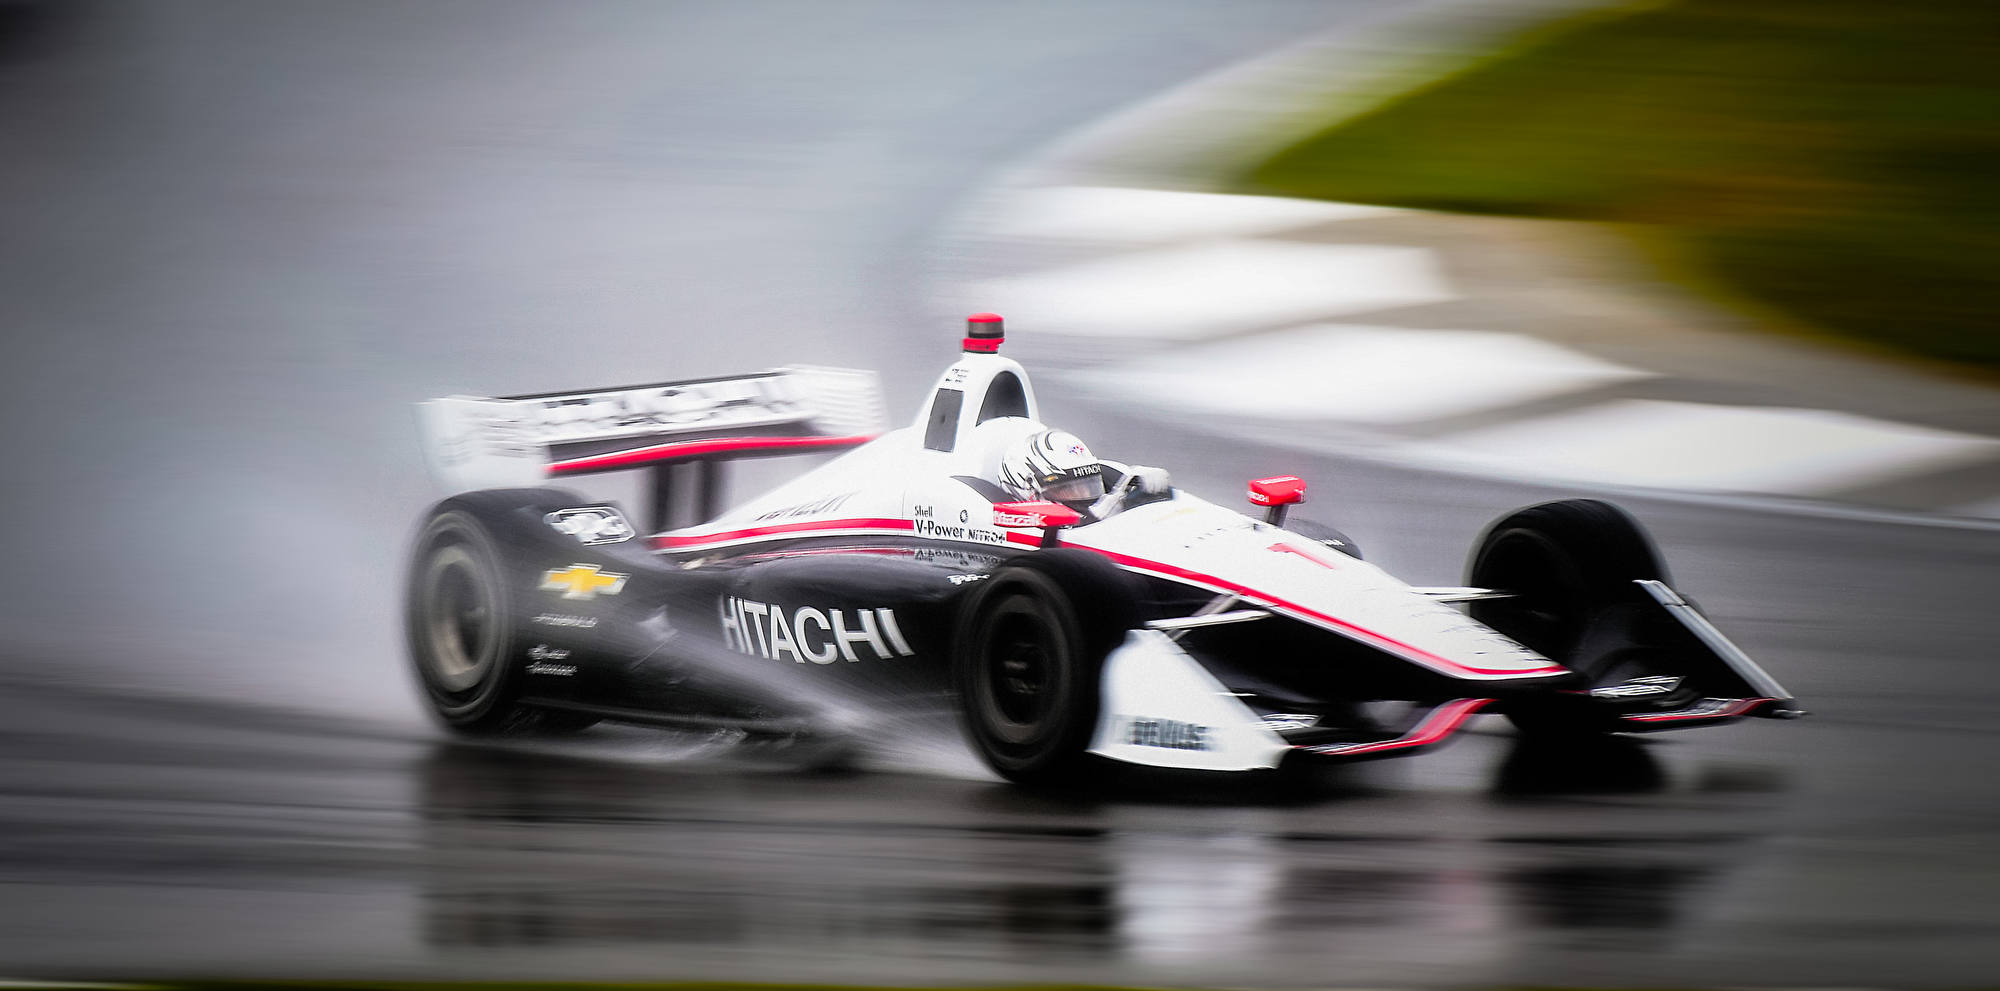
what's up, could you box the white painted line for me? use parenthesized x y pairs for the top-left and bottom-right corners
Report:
(981, 186), (1398, 244)
(1085, 324), (1650, 424)
(1434, 400), (2000, 495)
(970, 240), (1453, 341)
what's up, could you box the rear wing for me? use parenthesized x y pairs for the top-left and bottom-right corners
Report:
(418, 365), (887, 500)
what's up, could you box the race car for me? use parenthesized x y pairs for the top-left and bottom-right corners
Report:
(404, 313), (1801, 783)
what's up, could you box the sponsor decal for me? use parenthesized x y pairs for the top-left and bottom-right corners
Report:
(910, 547), (1004, 569)
(913, 518), (1006, 544)
(753, 491), (856, 522)
(1259, 713), (1319, 732)
(509, 378), (808, 449)
(525, 661), (577, 677)
(527, 644), (571, 661)
(544, 506), (634, 545)
(988, 501), (1080, 530)
(1066, 464), (1100, 478)
(436, 378), (814, 465)
(947, 573), (988, 585)
(718, 596), (916, 663)
(944, 367), (970, 385)
(541, 563), (628, 600)
(533, 613), (599, 629)
(1120, 717), (1212, 751)
(1591, 675), (1684, 700)
(958, 509), (969, 523)
(913, 504), (933, 518)
(1247, 475), (1307, 507)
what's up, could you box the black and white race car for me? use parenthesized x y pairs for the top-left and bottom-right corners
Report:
(404, 314), (1801, 783)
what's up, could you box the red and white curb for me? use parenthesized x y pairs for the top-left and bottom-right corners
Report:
(945, 182), (2000, 520)
(926, 0), (2000, 523)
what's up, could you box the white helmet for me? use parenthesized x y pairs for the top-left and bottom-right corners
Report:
(999, 428), (1104, 507)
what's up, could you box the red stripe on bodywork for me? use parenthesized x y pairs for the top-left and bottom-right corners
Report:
(1267, 541), (1338, 569)
(1299, 698), (1492, 757)
(549, 434), (876, 475)
(651, 517), (914, 549)
(1064, 542), (1566, 679)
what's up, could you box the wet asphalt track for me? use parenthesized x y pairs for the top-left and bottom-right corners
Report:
(2, 1), (1999, 984)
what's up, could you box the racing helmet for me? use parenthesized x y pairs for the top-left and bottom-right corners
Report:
(998, 428), (1104, 508)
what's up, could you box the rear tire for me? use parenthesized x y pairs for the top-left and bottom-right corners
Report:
(952, 549), (1139, 785)
(406, 508), (533, 734)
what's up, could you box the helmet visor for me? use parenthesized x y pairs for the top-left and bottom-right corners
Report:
(1041, 473), (1104, 505)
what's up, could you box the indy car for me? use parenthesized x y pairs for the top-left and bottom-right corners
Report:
(404, 314), (1801, 783)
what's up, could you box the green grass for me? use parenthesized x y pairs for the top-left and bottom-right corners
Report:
(1243, 0), (2000, 371)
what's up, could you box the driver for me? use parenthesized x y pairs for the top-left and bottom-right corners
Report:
(997, 427), (1170, 514)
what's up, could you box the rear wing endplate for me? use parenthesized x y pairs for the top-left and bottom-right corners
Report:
(418, 365), (887, 494)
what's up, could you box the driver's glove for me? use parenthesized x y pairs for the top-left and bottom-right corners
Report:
(1127, 465), (1171, 496)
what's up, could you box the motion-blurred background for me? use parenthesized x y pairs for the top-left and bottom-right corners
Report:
(1, 0), (1996, 984)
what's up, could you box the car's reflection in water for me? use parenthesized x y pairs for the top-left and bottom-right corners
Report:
(414, 732), (1775, 970)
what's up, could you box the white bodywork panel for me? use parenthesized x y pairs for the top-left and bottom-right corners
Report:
(1063, 497), (1562, 681)
(1089, 630), (1290, 771)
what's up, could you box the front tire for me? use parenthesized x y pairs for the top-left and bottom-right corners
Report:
(1467, 499), (1670, 736)
(1467, 499), (1666, 659)
(952, 549), (1139, 785)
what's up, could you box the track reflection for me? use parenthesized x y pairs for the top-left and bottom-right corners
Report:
(413, 733), (1762, 968)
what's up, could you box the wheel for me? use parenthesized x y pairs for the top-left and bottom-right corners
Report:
(406, 508), (535, 734)
(1465, 499), (1670, 735)
(952, 549), (1140, 785)
(407, 492), (612, 735)
(1466, 499), (1666, 659)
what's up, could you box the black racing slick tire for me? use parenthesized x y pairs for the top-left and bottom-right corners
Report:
(406, 508), (534, 734)
(952, 549), (1140, 786)
(1467, 499), (1670, 735)
(1467, 499), (1667, 659)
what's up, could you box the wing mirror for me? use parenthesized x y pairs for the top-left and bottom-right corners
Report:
(992, 500), (1083, 548)
(1247, 475), (1306, 526)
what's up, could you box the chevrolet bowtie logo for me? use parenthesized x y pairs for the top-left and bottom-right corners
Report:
(541, 563), (628, 600)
